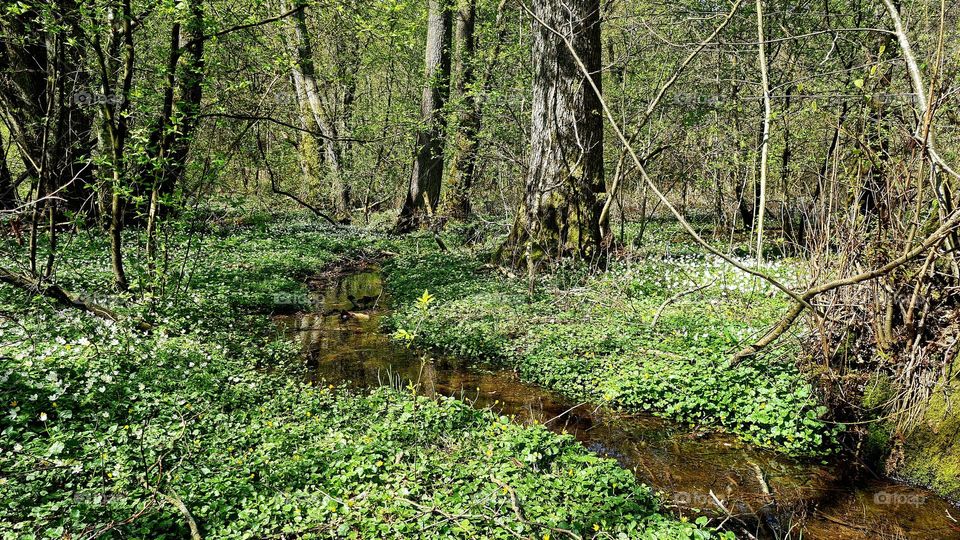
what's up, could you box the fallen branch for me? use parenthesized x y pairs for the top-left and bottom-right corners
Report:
(543, 401), (587, 426)
(734, 210), (960, 359)
(750, 462), (782, 538)
(159, 491), (202, 540)
(270, 183), (342, 229)
(0, 266), (153, 332)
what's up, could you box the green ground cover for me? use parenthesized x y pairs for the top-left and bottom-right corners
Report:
(384, 223), (841, 456)
(1, 216), (715, 539)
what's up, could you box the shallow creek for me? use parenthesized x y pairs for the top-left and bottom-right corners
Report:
(273, 267), (960, 539)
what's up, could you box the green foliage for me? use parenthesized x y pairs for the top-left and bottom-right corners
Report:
(384, 237), (841, 456)
(0, 219), (711, 538)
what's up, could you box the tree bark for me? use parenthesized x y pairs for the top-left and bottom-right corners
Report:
(396, 0), (453, 233)
(327, 18), (358, 224)
(283, 5), (325, 193)
(92, 0), (136, 290)
(284, 1), (353, 223)
(754, 0), (771, 262)
(0, 132), (16, 211)
(0, 1), (97, 216)
(441, 0), (478, 220)
(162, 0), (205, 197)
(146, 0), (205, 202)
(500, 0), (605, 266)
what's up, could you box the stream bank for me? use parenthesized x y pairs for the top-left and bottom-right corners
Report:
(275, 265), (960, 539)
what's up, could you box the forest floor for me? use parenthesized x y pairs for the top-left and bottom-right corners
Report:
(1, 214), (719, 539)
(0, 210), (943, 538)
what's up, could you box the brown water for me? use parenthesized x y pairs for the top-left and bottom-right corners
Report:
(274, 268), (960, 539)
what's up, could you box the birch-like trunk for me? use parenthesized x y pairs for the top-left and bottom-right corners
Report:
(285, 2), (352, 223)
(754, 0), (771, 263)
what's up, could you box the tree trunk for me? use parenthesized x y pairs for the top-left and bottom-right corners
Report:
(754, 0), (771, 262)
(132, 0), (205, 226)
(110, 187), (128, 291)
(0, 1), (96, 217)
(161, 0), (205, 197)
(736, 173), (755, 231)
(396, 0), (453, 233)
(0, 132), (16, 210)
(284, 1), (353, 223)
(152, 0), (205, 202)
(499, 0), (605, 267)
(857, 27), (895, 222)
(441, 0), (478, 220)
(290, 70), (325, 190)
(94, 0), (135, 290)
(283, 6), (325, 193)
(329, 29), (358, 224)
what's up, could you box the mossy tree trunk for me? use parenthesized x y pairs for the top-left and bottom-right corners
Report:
(0, 131), (16, 210)
(285, 21), (325, 198)
(397, 0), (453, 233)
(441, 0), (478, 221)
(284, 0), (354, 224)
(137, 0), (205, 209)
(500, 0), (606, 267)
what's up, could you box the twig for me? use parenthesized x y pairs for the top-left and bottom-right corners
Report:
(651, 279), (716, 329)
(489, 476), (582, 539)
(398, 497), (484, 521)
(543, 401), (587, 426)
(599, 0), (748, 228)
(750, 462), (782, 539)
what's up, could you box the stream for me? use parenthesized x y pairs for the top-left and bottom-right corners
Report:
(273, 266), (960, 539)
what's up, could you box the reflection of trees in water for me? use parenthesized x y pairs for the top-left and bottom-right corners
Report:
(281, 271), (960, 537)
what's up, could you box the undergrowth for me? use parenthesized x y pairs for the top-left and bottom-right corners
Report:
(1, 215), (715, 538)
(384, 227), (841, 457)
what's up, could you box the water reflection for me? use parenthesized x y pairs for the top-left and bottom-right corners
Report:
(274, 269), (960, 539)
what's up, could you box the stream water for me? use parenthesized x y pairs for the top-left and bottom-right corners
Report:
(273, 267), (960, 539)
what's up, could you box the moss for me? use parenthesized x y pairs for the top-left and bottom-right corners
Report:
(862, 372), (894, 410)
(896, 361), (960, 501)
(864, 421), (893, 465)
(859, 373), (896, 465)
